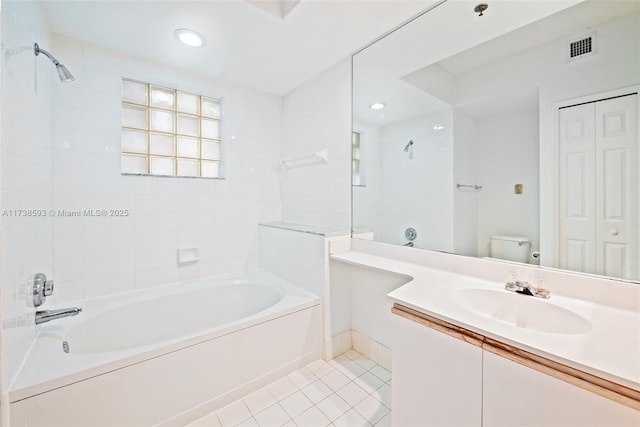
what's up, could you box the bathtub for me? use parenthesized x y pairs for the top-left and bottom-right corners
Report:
(8, 271), (322, 426)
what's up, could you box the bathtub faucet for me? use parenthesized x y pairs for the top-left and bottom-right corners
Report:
(35, 307), (82, 325)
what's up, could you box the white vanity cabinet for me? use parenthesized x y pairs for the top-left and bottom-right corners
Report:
(483, 350), (640, 426)
(392, 305), (640, 426)
(392, 314), (483, 426)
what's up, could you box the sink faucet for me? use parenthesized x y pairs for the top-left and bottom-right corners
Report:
(35, 307), (82, 324)
(505, 279), (550, 299)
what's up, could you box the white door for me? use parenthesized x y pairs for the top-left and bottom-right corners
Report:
(558, 93), (638, 279)
(559, 103), (596, 274)
(594, 95), (638, 279)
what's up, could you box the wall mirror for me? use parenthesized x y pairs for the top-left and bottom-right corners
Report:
(352, 0), (640, 282)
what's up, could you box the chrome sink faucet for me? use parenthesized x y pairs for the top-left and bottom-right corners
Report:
(505, 273), (550, 299)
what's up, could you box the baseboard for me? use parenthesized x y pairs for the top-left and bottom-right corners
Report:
(329, 329), (392, 371)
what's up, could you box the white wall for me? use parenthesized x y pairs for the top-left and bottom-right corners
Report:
(476, 108), (540, 258)
(362, 10), (639, 266)
(259, 225), (325, 297)
(380, 111), (454, 251)
(448, 11), (640, 266)
(328, 260), (410, 350)
(352, 120), (382, 237)
(0, 0), (54, 395)
(349, 267), (411, 349)
(281, 59), (351, 230)
(452, 109), (479, 256)
(49, 36), (283, 304)
(1, 0), (54, 396)
(259, 223), (351, 360)
(538, 12), (640, 268)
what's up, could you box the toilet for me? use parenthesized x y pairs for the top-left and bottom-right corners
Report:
(489, 235), (531, 263)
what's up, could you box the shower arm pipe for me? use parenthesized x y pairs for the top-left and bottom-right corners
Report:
(34, 43), (74, 82)
(34, 43), (59, 65)
(281, 148), (328, 169)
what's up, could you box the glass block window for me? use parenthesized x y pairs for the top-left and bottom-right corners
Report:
(352, 131), (364, 186)
(121, 79), (222, 178)
(352, 131), (361, 174)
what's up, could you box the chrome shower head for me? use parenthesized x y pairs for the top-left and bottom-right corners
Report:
(34, 43), (75, 82)
(403, 140), (414, 152)
(56, 63), (74, 82)
(403, 140), (414, 159)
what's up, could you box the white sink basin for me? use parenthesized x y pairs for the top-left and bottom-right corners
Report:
(451, 288), (591, 335)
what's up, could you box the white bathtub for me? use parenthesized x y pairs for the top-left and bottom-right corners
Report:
(9, 271), (322, 426)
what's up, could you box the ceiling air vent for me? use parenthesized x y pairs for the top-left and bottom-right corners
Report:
(566, 31), (597, 62)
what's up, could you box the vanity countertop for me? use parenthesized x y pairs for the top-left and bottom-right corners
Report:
(331, 250), (640, 393)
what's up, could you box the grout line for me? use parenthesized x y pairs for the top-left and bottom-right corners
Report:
(193, 351), (391, 427)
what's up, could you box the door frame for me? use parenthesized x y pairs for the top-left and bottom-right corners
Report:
(541, 84), (640, 272)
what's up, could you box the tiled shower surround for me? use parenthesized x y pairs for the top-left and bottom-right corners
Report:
(1, 0), (55, 395)
(1, 6), (352, 396)
(50, 36), (283, 304)
(1, 0), (352, 405)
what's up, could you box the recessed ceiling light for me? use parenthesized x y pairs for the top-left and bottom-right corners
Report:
(370, 102), (386, 110)
(174, 28), (206, 48)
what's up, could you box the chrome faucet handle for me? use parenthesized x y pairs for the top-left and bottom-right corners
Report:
(505, 281), (520, 292)
(505, 278), (527, 292)
(505, 280), (550, 299)
(32, 273), (54, 307)
(530, 285), (550, 299)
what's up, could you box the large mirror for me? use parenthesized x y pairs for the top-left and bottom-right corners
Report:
(352, 0), (640, 281)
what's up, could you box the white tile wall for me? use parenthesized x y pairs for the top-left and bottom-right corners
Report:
(476, 108), (539, 258)
(259, 224), (353, 362)
(1, 0), (54, 394)
(258, 225), (326, 296)
(379, 111), (454, 250)
(281, 59), (352, 230)
(328, 257), (410, 357)
(330, 330), (392, 372)
(352, 121), (383, 237)
(50, 35), (283, 304)
(452, 109), (479, 257)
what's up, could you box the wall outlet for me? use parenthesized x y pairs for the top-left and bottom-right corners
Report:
(514, 184), (523, 194)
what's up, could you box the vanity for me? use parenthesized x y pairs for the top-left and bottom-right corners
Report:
(331, 238), (640, 426)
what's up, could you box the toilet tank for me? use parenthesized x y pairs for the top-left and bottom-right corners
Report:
(489, 235), (531, 263)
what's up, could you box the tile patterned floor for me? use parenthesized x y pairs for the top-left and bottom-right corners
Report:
(188, 350), (391, 427)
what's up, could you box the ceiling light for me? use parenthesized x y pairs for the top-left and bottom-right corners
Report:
(433, 124), (445, 131)
(174, 28), (206, 48)
(370, 103), (386, 110)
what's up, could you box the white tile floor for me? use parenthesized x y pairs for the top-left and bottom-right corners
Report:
(188, 350), (391, 427)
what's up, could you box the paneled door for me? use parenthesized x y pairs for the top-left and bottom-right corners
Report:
(559, 93), (638, 279)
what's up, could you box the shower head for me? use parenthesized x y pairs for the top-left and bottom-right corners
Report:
(34, 43), (75, 82)
(56, 63), (74, 82)
(403, 140), (414, 159)
(403, 140), (414, 152)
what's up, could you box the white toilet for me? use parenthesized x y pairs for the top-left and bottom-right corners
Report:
(489, 235), (531, 263)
